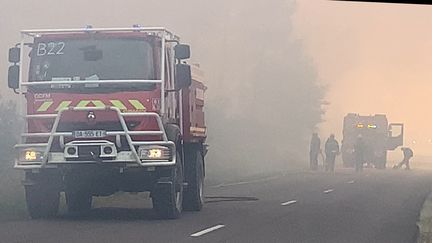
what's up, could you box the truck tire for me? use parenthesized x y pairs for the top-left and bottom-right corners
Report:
(66, 189), (92, 213)
(25, 184), (60, 219)
(342, 150), (354, 168)
(164, 124), (181, 143)
(152, 151), (184, 219)
(183, 149), (204, 211)
(375, 151), (387, 169)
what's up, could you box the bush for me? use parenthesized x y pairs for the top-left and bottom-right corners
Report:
(0, 100), (26, 220)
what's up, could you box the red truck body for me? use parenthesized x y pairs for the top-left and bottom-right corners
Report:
(7, 27), (207, 219)
(342, 113), (403, 168)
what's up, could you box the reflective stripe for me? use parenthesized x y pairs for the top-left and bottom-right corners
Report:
(76, 100), (91, 108)
(76, 100), (106, 108)
(55, 101), (72, 111)
(36, 99), (145, 112)
(190, 127), (206, 133)
(110, 100), (127, 110)
(91, 100), (106, 108)
(37, 101), (53, 112)
(129, 100), (146, 111)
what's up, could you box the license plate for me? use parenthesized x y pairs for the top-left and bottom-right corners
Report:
(74, 130), (106, 138)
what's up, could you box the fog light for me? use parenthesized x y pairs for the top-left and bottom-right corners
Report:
(148, 149), (162, 158)
(138, 146), (170, 160)
(67, 147), (77, 155)
(103, 146), (113, 154)
(25, 151), (37, 160)
(20, 149), (43, 162)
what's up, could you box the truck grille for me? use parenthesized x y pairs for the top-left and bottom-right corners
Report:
(57, 122), (123, 132)
(78, 145), (100, 158)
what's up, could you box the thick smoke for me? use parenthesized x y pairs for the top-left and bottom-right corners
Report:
(203, 1), (324, 176)
(0, 0), (324, 178)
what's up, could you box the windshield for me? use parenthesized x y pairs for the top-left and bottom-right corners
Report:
(29, 38), (156, 82)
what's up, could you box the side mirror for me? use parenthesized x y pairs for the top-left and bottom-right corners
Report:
(8, 65), (20, 89)
(175, 64), (192, 90)
(9, 47), (20, 63)
(387, 123), (404, 150)
(174, 44), (190, 60)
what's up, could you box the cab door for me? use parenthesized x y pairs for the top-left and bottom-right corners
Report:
(387, 123), (404, 150)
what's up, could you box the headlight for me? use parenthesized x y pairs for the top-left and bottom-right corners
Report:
(19, 148), (44, 163)
(138, 145), (171, 161)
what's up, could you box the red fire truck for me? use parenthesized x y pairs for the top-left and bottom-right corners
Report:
(7, 26), (207, 219)
(341, 113), (403, 169)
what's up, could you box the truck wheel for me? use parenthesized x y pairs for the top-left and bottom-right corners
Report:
(66, 189), (92, 213)
(152, 151), (184, 219)
(342, 150), (354, 168)
(374, 151), (387, 169)
(25, 184), (60, 219)
(183, 150), (204, 211)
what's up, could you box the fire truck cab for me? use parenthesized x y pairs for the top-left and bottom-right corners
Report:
(7, 26), (207, 219)
(341, 113), (403, 169)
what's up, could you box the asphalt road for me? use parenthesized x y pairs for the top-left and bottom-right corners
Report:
(1, 168), (431, 243)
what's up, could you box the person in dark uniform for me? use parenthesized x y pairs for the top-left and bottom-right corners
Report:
(325, 134), (340, 172)
(309, 133), (321, 170)
(393, 147), (414, 170)
(354, 135), (366, 172)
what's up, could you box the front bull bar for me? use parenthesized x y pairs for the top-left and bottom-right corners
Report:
(14, 106), (176, 169)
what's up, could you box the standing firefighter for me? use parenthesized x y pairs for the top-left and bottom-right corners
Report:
(325, 134), (340, 172)
(394, 147), (414, 170)
(354, 135), (366, 172)
(310, 133), (321, 170)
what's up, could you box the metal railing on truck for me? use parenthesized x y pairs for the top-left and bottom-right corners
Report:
(14, 27), (181, 169)
(15, 106), (176, 169)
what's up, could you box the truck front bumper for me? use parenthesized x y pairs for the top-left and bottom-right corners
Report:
(14, 106), (176, 169)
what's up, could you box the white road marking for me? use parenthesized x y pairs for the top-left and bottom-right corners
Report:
(323, 189), (334, 194)
(191, 224), (226, 237)
(281, 200), (297, 206)
(347, 180), (355, 184)
(210, 175), (281, 188)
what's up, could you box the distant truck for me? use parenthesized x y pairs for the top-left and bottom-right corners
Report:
(7, 26), (207, 219)
(341, 114), (403, 169)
